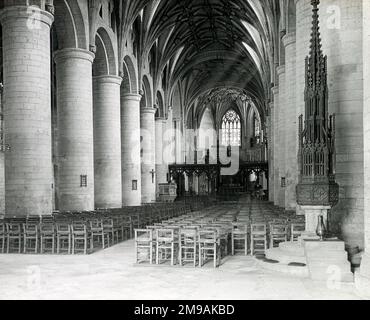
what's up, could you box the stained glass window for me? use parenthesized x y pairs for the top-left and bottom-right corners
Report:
(221, 110), (241, 146)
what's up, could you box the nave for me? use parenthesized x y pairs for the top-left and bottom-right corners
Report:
(0, 202), (362, 300)
(0, 195), (364, 300)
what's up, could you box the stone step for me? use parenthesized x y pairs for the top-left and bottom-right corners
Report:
(304, 240), (346, 252)
(279, 242), (305, 255)
(308, 265), (354, 283)
(266, 248), (307, 265)
(255, 257), (309, 278)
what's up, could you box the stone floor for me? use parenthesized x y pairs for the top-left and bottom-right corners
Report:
(0, 240), (364, 300)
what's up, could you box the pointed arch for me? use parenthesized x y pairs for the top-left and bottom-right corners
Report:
(142, 75), (153, 108)
(53, 0), (88, 50)
(121, 55), (138, 95)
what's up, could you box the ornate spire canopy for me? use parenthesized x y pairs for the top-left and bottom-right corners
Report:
(296, 0), (339, 207)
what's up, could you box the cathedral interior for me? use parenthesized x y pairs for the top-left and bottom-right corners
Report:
(0, 0), (370, 300)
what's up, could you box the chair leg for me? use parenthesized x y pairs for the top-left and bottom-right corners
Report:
(171, 243), (174, 266)
(199, 244), (202, 268)
(84, 237), (87, 255)
(214, 244), (217, 268)
(231, 234), (234, 256)
(18, 237), (21, 254)
(245, 236), (248, 256)
(90, 234), (94, 251)
(179, 245), (182, 266)
(23, 237), (27, 254)
(156, 242), (159, 265)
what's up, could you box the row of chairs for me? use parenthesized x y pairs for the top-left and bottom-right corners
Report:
(0, 201), (207, 255)
(134, 201), (307, 267)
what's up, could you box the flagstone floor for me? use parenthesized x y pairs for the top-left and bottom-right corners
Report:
(0, 240), (364, 300)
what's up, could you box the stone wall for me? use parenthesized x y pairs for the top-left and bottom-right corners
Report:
(319, 0), (364, 248)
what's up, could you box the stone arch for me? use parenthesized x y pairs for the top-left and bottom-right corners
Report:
(93, 27), (117, 76)
(53, 0), (88, 50)
(121, 55), (138, 95)
(142, 75), (153, 108)
(156, 91), (165, 118)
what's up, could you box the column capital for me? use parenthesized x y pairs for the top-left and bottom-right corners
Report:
(0, 5), (54, 26)
(276, 65), (286, 76)
(282, 32), (296, 47)
(155, 117), (167, 123)
(271, 86), (279, 96)
(141, 107), (157, 115)
(54, 48), (95, 64)
(121, 93), (142, 102)
(93, 75), (123, 86)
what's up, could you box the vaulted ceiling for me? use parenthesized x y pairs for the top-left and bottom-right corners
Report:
(116, 0), (282, 116)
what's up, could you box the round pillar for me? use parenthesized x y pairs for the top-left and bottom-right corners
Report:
(271, 87), (279, 206)
(121, 94), (141, 206)
(141, 107), (156, 203)
(54, 48), (95, 212)
(93, 75), (122, 209)
(276, 65), (286, 209)
(0, 6), (54, 216)
(282, 32), (297, 210)
(155, 118), (168, 199)
(318, 0), (364, 247)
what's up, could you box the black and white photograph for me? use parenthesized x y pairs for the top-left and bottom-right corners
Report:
(0, 0), (369, 303)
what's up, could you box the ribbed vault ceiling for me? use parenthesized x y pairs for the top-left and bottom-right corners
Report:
(116, 0), (280, 115)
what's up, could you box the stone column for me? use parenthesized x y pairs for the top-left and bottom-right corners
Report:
(155, 118), (168, 198)
(0, 6), (54, 216)
(121, 94), (141, 206)
(0, 85), (4, 216)
(93, 75), (122, 209)
(54, 48), (95, 212)
(141, 107), (156, 203)
(283, 32), (297, 211)
(357, 0), (370, 297)
(318, 0), (364, 247)
(272, 86), (279, 206)
(174, 118), (183, 164)
(276, 65), (286, 208)
(268, 101), (274, 203)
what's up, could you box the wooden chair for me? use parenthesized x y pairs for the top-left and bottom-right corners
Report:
(71, 223), (89, 255)
(23, 223), (39, 254)
(291, 223), (305, 242)
(103, 218), (114, 247)
(40, 223), (55, 254)
(232, 223), (249, 256)
(6, 223), (22, 253)
(56, 223), (71, 254)
(135, 229), (154, 264)
(122, 216), (132, 240)
(156, 228), (178, 266)
(250, 224), (267, 255)
(90, 219), (107, 250)
(198, 230), (221, 268)
(179, 228), (198, 267)
(269, 224), (288, 248)
(0, 222), (6, 253)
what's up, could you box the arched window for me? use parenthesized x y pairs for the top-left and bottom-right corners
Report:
(254, 114), (261, 138)
(221, 110), (241, 146)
